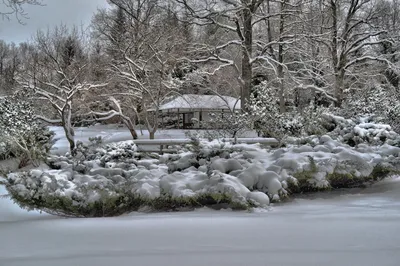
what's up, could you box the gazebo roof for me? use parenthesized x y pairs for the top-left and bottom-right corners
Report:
(150, 94), (241, 112)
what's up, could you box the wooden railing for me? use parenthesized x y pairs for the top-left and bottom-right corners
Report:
(134, 138), (279, 154)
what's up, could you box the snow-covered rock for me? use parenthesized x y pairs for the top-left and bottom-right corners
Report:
(246, 191), (270, 207)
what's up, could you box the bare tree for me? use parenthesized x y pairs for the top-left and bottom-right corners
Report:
(91, 0), (185, 139)
(19, 25), (106, 154)
(174, 0), (271, 111)
(300, 0), (395, 107)
(174, 0), (310, 113)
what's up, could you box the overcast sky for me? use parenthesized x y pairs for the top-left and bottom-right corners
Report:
(0, 0), (110, 44)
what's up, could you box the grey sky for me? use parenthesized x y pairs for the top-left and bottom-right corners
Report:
(0, 0), (110, 44)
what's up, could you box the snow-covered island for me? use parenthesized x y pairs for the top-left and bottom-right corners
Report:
(2, 111), (400, 217)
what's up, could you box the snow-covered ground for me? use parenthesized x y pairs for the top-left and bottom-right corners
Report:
(1, 176), (400, 266)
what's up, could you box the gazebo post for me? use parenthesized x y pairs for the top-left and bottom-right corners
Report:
(161, 111), (164, 129)
(177, 108), (180, 129)
(199, 109), (203, 129)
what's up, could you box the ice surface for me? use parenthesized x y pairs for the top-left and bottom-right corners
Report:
(1, 177), (400, 266)
(50, 125), (187, 155)
(50, 125), (258, 155)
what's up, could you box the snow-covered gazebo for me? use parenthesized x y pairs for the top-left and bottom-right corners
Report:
(148, 94), (241, 129)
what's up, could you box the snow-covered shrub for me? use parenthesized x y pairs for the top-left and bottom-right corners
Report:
(301, 104), (329, 135)
(3, 140), (278, 216)
(341, 84), (390, 118)
(339, 84), (400, 133)
(248, 86), (282, 138)
(321, 113), (400, 147)
(64, 139), (138, 174)
(72, 137), (104, 162)
(0, 142), (8, 159)
(200, 111), (251, 139)
(386, 103), (400, 133)
(4, 159), (254, 217)
(249, 86), (327, 139)
(4, 167), (256, 217)
(0, 95), (54, 166)
(196, 84), (328, 140)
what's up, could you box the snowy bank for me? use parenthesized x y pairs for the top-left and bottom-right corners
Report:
(3, 134), (400, 217)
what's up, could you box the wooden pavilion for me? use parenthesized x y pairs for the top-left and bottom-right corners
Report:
(148, 94), (241, 129)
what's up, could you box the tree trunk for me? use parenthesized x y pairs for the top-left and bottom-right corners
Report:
(122, 117), (138, 139)
(331, 1), (341, 107)
(128, 127), (138, 139)
(145, 108), (158, 140)
(278, 0), (287, 113)
(278, 70), (285, 113)
(266, 0), (274, 57)
(65, 129), (75, 155)
(61, 106), (75, 155)
(334, 68), (345, 107)
(241, 8), (253, 113)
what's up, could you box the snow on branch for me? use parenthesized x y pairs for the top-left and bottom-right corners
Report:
(85, 110), (120, 122)
(85, 97), (138, 139)
(295, 84), (337, 103)
(86, 98), (126, 121)
(344, 32), (389, 55)
(344, 56), (394, 70)
(35, 115), (62, 124)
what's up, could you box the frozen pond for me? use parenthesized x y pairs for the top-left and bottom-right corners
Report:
(50, 125), (188, 155)
(49, 125), (258, 155)
(1, 176), (400, 266)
